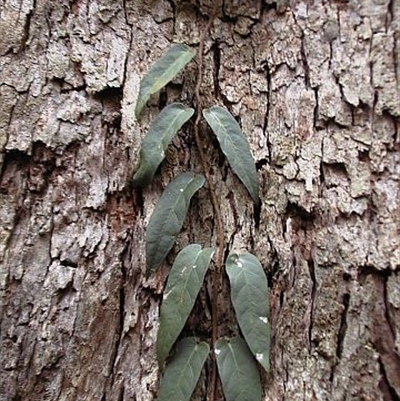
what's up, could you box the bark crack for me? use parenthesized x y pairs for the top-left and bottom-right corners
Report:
(263, 62), (272, 163)
(329, 291), (350, 385)
(373, 274), (400, 400)
(211, 40), (221, 100)
(110, 241), (129, 382)
(307, 258), (316, 353)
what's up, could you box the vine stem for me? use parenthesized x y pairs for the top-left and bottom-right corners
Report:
(193, 3), (223, 401)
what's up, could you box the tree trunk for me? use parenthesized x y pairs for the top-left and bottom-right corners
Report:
(1, 1), (399, 400)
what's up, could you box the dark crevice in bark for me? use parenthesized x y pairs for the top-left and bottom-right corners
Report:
(0, 150), (28, 188)
(388, 0), (398, 94)
(218, 12), (238, 25)
(321, 162), (348, 188)
(52, 78), (87, 94)
(59, 259), (78, 268)
(335, 292), (350, 361)
(211, 41), (221, 99)
(167, 0), (176, 36)
(385, 0), (394, 32)
(253, 198), (261, 229)
(132, 186), (144, 218)
(383, 276), (397, 361)
(261, 1), (287, 14)
(256, 158), (269, 170)
(109, 242), (130, 393)
(319, 152), (326, 187)
(267, 235), (281, 281)
(358, 266), (391, 282)
(20, 0), (36, 52)
(95, 86), (123, 102)
(378, 357), (400, 401)
(297, 21), (311, 89)
(263, 62), (272, 163)
(372, 274), (400, 400)
(307, 258), (316, 352)
(313, 88), (320, 129)
(158, 88), (168, 110)
(286, 201), (315, 222)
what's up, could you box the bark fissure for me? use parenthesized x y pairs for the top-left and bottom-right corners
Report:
(307, 259), (316, 353)
(264, 61), (272, 164)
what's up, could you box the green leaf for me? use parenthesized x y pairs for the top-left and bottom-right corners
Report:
(203, 106), (259, 203)
(215, 337), (262, 401)
(146, 172), (205, 274)
(135, 44), (196, 117)
(157, 337), (209, 401)
(133, 103), (194, 187)
(225, 253), (270, 372)
(157, 244), (214, 366)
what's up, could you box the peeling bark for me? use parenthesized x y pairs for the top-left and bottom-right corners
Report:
(0, 1), (399, 401)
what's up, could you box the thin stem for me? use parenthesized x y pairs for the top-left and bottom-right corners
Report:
(193, 3), (223, 401)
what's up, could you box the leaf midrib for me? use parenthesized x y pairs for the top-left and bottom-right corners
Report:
(148, 176), (198, 267)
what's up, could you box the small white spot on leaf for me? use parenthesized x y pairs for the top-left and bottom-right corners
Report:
(256, 353), (263, 361)
(192, 265), (197, 269)
(179, 188), (184, 192)
(259, 316), (269, 324)
(237, 261), (243, 268)
(215, 348), (221, 355)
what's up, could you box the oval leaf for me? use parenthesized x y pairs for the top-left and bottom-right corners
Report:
(215, 337), (262, 401)
(225, 253), (270, 372)
(133, 103), (194, 187)
(136, 44), (196, 117)
(157, 244), (214, 366)
(203, 106), (259, 203)
(146, 172), (205, 274)
(157, 337), (209, 401)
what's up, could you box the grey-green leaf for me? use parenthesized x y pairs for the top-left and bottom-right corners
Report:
(215, 337), (262, 401)
(157, 244), (214, 366)
(203, 106), (259, 203)
(157, 337), (209, 401)
(133, 103), (194, 187)
(135, 44), (196, 117)
(146, 172), (205, 274)
(225, 253), (270, 372)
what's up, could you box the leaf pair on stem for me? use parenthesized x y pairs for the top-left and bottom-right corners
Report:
(134, 44), (259, 207)
(156, 246), (270, 401)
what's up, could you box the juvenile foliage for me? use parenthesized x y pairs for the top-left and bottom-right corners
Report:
(157, 244), (214, 366)
(203, 106), (259, 203)
(133, 103), (194, 187)
(135, 44), (196, 117)
(226, 253), (271, 372)
(146, 172), (205, 274)
(135, 41), (270, 401)
(157, 338), (209, 401)
(215, 337), (262, 401)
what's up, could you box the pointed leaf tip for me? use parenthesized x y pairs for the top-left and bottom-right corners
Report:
(146, 172), (205, 274)
(133, 103), (194, 187)
(135, 44), (196, 117)
(157, 244), (214, 366)
(226, 252), (270, 372)
(203, 106), (259, 203)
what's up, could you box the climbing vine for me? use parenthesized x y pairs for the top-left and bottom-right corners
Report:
(134, 5), (270, 401)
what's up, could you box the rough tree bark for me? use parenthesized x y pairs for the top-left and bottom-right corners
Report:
(0, 1), (399, 401)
